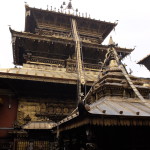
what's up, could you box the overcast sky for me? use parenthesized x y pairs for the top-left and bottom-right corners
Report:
(0, 0), (150, 77)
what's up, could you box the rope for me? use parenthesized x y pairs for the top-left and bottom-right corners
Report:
(71, 19), (85, 85)
(83, 46), (150, 108)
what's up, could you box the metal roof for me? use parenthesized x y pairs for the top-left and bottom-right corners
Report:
(58, 96), (150, 124)
(0, 65), (98, 85)
(52, 66), (150, 130)
(25, 5), (117, 43)
(89, 96), (150, 117)
(23, 121), (56, 129)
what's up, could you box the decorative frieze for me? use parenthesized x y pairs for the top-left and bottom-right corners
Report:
(17, 99), (76, 125)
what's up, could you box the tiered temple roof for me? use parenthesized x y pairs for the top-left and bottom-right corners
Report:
(24, 5), (116, 42)
(10, 5), (133, 67)
(52, 62), (150, 131)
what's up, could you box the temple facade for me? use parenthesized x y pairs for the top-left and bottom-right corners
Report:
(1, 1), (149, 150)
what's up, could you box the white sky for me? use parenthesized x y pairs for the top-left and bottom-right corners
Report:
(0, 0), (150, 77)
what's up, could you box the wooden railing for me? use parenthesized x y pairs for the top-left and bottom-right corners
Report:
(25, 55), (100, 72)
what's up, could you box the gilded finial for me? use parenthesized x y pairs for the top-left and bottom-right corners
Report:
(85, 13), (87, 18)
(60, 5), (63, 9)
(60, 0), (79, 15)
(24, 1), (29, 7)
(115, 20), (119, 24)
(67, 0), (73, 9)
(108, 36), (115, 46)
(75, 9), (78, 16)
(8, 25), (11, 30)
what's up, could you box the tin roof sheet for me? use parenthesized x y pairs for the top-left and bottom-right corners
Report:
(89, 96), (150, 116)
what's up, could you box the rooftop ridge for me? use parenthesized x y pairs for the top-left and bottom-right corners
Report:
(25, 3), (117, 26)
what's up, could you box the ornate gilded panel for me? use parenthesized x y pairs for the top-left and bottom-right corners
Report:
(16, 140), (56, 150)
(17, 98), (76, 125)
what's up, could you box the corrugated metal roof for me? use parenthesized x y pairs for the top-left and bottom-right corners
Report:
(89, 96), (150, 116)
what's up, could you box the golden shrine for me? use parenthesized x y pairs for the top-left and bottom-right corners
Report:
(0, 1), (150, 150)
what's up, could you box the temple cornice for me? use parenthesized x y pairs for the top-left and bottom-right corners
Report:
(10, 29), (133, 53)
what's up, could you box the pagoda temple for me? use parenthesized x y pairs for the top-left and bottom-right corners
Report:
(53, 41), (150, 149)
(1, 1), (149, 150)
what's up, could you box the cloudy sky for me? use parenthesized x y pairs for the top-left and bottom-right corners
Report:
(0, 0), (150, 77)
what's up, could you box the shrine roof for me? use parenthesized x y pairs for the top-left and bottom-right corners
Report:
(89, 96), (150, 117)
(52, 67), (150, 130)
(0, 64), (98, 85)
(52, 96), (150, 131)
(25, 5), (117, 42)
(10, 29), (133, 65)
(10, 29), (133, 51)
(138, 54), (150, 71)
(138, 54), (150, 64)
(25, 5), (116, 25)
